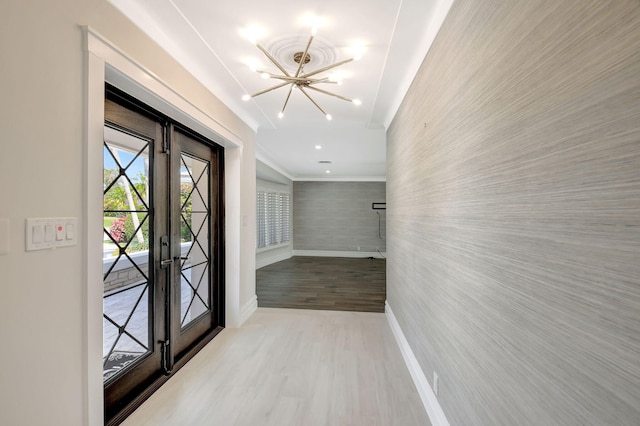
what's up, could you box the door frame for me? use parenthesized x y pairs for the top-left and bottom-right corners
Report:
(85, 27), (252, 426)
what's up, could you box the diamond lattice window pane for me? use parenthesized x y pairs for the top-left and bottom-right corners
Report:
(103, 125), (152, 382)
(180, 154), (211, 328)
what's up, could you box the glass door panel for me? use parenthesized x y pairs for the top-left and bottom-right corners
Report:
(170, 128), (221, 360)
(103, 126), (152, 381)
(179, 154), (211, 328)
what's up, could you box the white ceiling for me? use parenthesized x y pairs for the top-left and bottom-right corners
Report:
(108, 0), (453, 181)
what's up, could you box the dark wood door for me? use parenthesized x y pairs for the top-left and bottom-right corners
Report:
(103, 89), (224, 424)
(103, 97), (168, 422)
(169, 128), (223, 362)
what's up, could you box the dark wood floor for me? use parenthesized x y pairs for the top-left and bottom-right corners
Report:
(256, 256), (386, 313)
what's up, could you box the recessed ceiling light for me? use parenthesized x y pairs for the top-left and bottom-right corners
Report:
(325, 170), (331, 174)
(315, 145), (322, 150)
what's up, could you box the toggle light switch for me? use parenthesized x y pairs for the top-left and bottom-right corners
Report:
(44, 224), (54, 242)
(66, 223), (74, 240)
(32, 225), (43, 243)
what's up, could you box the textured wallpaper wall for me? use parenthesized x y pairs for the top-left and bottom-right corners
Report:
(387, 1), (640, 425)
(293, 181), (386, 252)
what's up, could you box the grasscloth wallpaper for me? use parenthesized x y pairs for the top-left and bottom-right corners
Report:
(293, 182), (386, 252)
(386, 1), (640, 425)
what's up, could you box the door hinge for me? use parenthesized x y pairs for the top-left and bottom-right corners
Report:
(162, 121), (172, 153)
(159, 339), (172, 375)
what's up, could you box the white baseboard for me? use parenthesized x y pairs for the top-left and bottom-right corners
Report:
(239, 295), (257, 326)
(293, 249), (386, 259)
(256, 249), (293, 269)
(385, 301), (450, 426)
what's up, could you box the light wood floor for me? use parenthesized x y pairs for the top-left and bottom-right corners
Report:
(122, 308), (430, 426)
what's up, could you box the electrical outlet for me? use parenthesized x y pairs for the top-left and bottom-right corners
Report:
(433, 372), (439, 396)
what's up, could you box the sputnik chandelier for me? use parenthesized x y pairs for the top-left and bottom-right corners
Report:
(241, 26), (362, 121)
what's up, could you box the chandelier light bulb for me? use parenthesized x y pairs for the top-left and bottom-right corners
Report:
(261, 72), (270, 79)
(245, 34), (258, 46)
(329, 77), (343, 85)
(326, 114), (333, 121)
(241, 26), (266, 45)
(278, 112), (284, 119)
(241, 94), (251, 101)
(353, 99), (362, 106)
(349, 44), (366, 61)
(311, 26), (318, 36)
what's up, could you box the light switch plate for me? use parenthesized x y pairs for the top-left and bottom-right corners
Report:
(26, 217), (77, 251)
(0, 218), (9, 255)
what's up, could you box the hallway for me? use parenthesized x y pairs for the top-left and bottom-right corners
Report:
(122, 308), (430, 425)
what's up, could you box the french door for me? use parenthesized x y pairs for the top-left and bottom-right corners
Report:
(102, 88), (224, 424)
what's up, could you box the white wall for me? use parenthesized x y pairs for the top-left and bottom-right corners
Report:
(0, 1), (256, 425)
(239, 138), (258, 321)
(256, 160), (294, 269)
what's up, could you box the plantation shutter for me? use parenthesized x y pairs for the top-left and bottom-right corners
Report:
(256, 190), (291, 249)
(281, 193), (290, 243)
(256, 191), (266, 248)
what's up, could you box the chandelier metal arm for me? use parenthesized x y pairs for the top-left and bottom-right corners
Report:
(249, 81), (291, 98)
(299, 87), (328, 117)
(263, 74), (329, 84)
(294, 35), (314, 78)
(256, 43), (291, 77)
(280, 85), (295, 115)
(309, 78), (336, 84)
(301, 58), (355, 79)
(306, 85), (354, 103)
